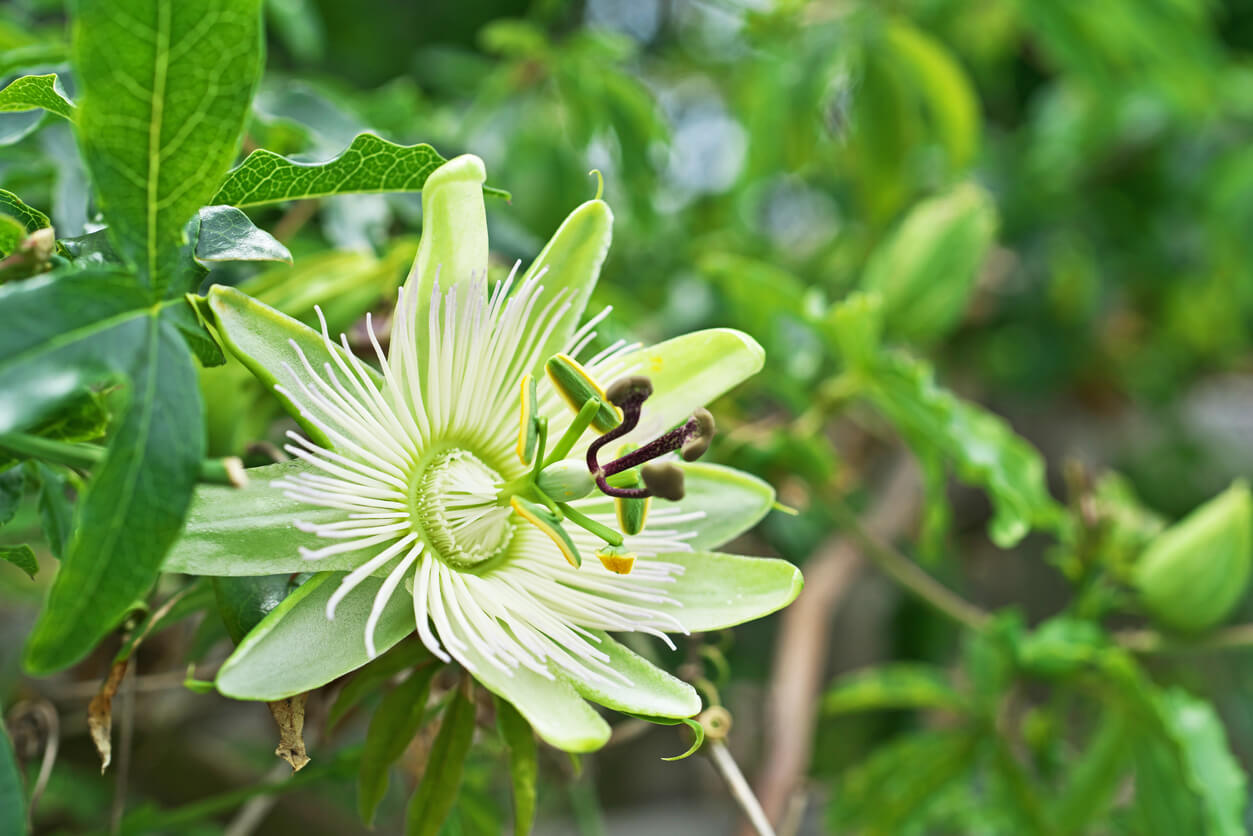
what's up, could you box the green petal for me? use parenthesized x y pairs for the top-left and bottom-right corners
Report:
(164, 461), (373, 576)
(652, 550), (802, 631)
(407, 154), (489, 328)
(521, 199), (614, 375)
(216, 572), (413, 701)
(572, 462), (775, 551)
(205, 285), (382, 448)
(566, 631), (701, 719)
(443, 617), (610, 753)
(600, 328), (765, 449)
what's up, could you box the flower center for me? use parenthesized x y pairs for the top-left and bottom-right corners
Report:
(413, 449), (514, 570)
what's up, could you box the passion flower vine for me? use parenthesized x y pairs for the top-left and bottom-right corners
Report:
(167, 155), (802, 751)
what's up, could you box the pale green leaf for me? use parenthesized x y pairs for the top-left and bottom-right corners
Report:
(566, 631), (700, 719)
(645, 550), (802, 632)
(0, 73), (75, 121)
(215, 572), (413, 701)
(824, 663), (965, 715)
(885, 21), (980, 170)
(74, 0), (263, 296)
(211, 132), (509, 206)
(1151, 688), (1248, 836)
(405, 683), (477, 836)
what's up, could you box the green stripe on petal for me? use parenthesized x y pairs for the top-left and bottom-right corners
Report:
(650, 550), (802, 631)
(444, 621), (611, 753)
(598, 328), (764, 450)
(164, 461), (374, 576)
(215, 572), (414, 701)
(572, 462), (775, 552)
(566, 631), (701, 719)
(205, 285), (383, 448)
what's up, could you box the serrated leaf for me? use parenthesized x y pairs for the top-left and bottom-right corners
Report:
(405, 682), (477, 836)
(358, 664), (438, 826)
(0, 189), (52, 233)
(829, 729), (979, 835)
(1, 544), (37, 579)
(194, 205), (292, 265)
(21, 309), (205, 673)
(867, 351), (1062, 547)
(0, 73), (75, 121)
(73, 0), (263, 296)
(0, 712), (25, 836)
(824, 663), (965, 715)
(211, 131), (510, 207)
(496, 697), (537, 836)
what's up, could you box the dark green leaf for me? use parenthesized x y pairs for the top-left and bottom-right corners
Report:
(0, 73), (75, 121)
(824, 663), (966, 715)
(24, 318), (204, 673)
(0, 215), (29, 258)
(1050, 707), (1132, 835)
(1018, 616), (1110, 678)
(164, 296), (226, 367)
(495, 697), (537, 836)
(0, 713), (26, 836)
(0, 466), (23, 525)
(73, 0), (263, 296)
(212, 575), (297, 644)
(34, 463), (73, 558)
(1, 544), (37, 579)
(211, 132), (509, 207)
(405, 682), (476, 836)
(0, 189), (51, 233)
(358, 665), (438, 826)
(328, 640), (432, 730)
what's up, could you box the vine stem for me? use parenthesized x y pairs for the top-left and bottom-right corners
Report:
(0, 432), (248, 486)
(710, 740), (776, 836)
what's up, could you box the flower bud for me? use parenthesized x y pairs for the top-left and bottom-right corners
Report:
(1134, 480), (1252, 633)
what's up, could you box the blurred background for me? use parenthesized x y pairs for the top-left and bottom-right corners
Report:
(4, 0), (1253, 833)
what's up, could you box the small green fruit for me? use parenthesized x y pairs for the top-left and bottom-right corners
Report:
(1133, 480), (1252, 633)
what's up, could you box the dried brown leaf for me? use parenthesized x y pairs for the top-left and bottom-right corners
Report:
(87, 659), (127, 774)
(267, 693), (310, 772)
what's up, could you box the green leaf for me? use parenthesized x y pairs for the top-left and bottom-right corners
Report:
(1, 544), (37, 579)
(1051, 707), (1132, 836)
(867, 351), (1062, 547)
(1150, 688), (1248, 836)
(0, 466), (23, 525)
(1017, 616), (1109, 678)
(495, 697), (538, 836)
(211, 132), (510, 207)
(0, 189), (52, 233)
(215, 572), (414, 701)
(405, 682), (477, 836)
(823, 291), (884, 371)
(212, 575), (298, 644)
(34, 463), (72, 558)
(824, 663), (965, 715)
(73, 0), (263, 296)
(328, 640), (431, 729)
(0, 713), (26, 836)
(0, 73), (75, 121)
(194, 206), (292, 265)
(24, 317), (204, 673)
(884, 21), (980, 171)
(642, 550), (802, 632)
(0, 215), (29, 259)
(565, 631), (700, 719)
(861, 182), (997, 344)
(358, 665), (438, 826)
(829, 729), (979, 834)
(202, 285), (382, 448)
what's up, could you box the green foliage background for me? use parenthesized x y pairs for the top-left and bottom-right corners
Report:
(4, 0), (1253, 833)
